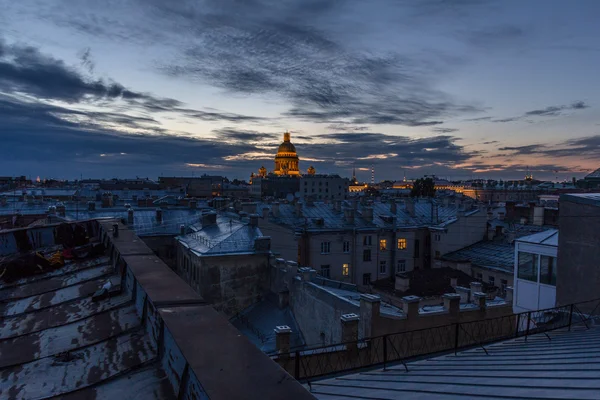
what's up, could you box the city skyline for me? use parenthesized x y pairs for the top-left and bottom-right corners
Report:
(1, 0), (599, 180)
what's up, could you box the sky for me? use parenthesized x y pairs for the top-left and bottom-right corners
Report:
(0, 0), (599, 182)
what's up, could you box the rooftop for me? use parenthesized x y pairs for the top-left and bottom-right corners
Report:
(561, 192), (600, 207)
(177, 214), (265, 256)
(442, 240), (514, 274)
(311, 324), (600, 399)
(516, 229), (559, 246)
(262, 199), (478, 231)
(585, 167), (600, 179)
(0, 220), (311, 399)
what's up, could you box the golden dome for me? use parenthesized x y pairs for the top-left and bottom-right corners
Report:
(274, 131), (300, 176)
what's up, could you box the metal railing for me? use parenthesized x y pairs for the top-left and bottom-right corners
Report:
(272, 297), (600, 382)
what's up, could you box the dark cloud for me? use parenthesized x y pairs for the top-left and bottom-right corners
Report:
(78, 47), (95, 74)
(464, 116), (492, 122)
(524, 101), (590, 116)
(212, 128), (278, 142)
(498, 135), (600, 159)
(491, 117), (520, 123)
(498, 144), (542, 155)
(481, 140), (499, 145)
(432, 127), (459, 133)
(183, 110), (267, 123)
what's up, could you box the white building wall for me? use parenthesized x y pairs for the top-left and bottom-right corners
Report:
(513, 241), (558, 313)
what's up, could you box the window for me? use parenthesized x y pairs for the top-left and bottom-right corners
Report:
(435, 250), (440, 259)
(363, 249), (371, 261)
(343, 241), (350, 253)
(397, 238), (407, 250)
(320, 241), (331, 254)
(414, 239), (420, 257)
(363, 273), (371, 285)
(517, 252), (538, 282)
(397, 260), (406, 273)
(320, 265), (330, 279)
(489, 276), (495, 286)
(363, 235), (372, 246)
(379, 239), (387, 251)
(540, 255), (557, 286)
(379, 260), (387, 274)
(342, 263), (349, 276)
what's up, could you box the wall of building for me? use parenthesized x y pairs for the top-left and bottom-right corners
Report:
(141, 235), (178, 269)
(300, 175), (349, 201)
(258, 218), (298, 262)
(557, 198), (600, 310)
(175, 247), (271, 316)
(431, 210), (487, 263)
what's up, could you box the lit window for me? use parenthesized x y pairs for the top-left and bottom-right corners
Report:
(342, 263), (349, 276)
(397, 238), (407, 250)
(320, 241), (331, 254)
(379, 239), (387, 251)
(397, 260), (406, 273)
(343, 241), (350, 253)
(320, 265), (330, 278)
(379, 260), (387, 274)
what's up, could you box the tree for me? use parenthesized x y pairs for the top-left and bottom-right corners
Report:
(410, 177), (436, 198)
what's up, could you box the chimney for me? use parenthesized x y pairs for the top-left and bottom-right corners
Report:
(362, 206), (373, 222)
(360, 294), (381, 338)
(249, 213), (259, 226)
(390, 200), (397, 214)
(344, 207), (355, 224)
(533, 206), (544, 226)
(341, 313), (360, 352)
(180, 224), (185, 236)
(271, 202), (280, 217)
(487, 211), (494, 221)
(470, 281), (482, 299)
(274, 326), (292, 354)
(295, 201), (303, 217)
(443, 293), (461, 317)
(473, 292), (487, 309)
(127, 209), (134, 224)
(56, 203), (66, 217)
(254, 236), (271, 253)
(201, 211), (217, 226)
(406, 199), (415, 217)
(498, 211), (505, 221)
(401, 295), (421, 319)
(450, 277), (458, 288)
(156, 208), (163, 223)
(262, 207), (269, 219)
(334, 200), (342, 212)
(395, 273), (410, 292)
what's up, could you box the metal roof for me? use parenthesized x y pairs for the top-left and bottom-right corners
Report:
(585, 167), (600, 179)
(516, 229), (559, 246)
(177, 215), (263, 255)
(561, 193), (600, 207)
(311, 324), (600, 399)
(442, 241), (515, 274)
(0, 243), (174, 399)
(261, 199), (474, 231)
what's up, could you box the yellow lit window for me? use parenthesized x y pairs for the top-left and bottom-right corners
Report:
(397, 238), (407, 250)
(379, 239), (387, 251)
(342, 263), (349, 276)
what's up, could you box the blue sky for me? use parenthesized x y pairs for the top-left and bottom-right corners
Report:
(0, 0), (599, 181)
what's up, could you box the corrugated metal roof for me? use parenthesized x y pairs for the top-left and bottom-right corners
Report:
(516, 229), (559, 246)
(177, 215), (263, 255)
(311, 324), (600, 399)
(0, 242), (174, 399)
(442, 241), (514, 273)
(261, 199), (472, 231)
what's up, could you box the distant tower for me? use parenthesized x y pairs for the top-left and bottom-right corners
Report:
(352, 167), (357, 183)
(371, 164), (375, 184)
(307, 165), (316, 175)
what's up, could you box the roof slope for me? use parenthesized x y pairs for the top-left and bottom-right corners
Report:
(517, 229), (559, 246)
(312, 324), (600, 399)
(442, 240), (514, 273)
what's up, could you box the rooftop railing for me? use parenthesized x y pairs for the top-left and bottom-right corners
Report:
(272, 297), (600, 382)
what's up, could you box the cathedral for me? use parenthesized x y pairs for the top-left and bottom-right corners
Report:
(252, 131), (317, 181)
(274, 131), (301, 176)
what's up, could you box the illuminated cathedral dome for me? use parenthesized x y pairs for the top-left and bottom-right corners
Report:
(274, 131), (300, 176)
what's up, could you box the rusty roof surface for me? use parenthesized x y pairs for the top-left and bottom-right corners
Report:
(0, 238), (174, 399)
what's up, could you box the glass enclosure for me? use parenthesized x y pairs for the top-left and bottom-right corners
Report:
(517, 252), (557, 286)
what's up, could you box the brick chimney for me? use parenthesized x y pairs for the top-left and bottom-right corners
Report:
(249, 213), (259, 226)
(274, 326), (292, 354)
(362, 206), (373, 222)
(341, 313), (360, 353)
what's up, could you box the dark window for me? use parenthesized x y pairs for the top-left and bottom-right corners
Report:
(379, 260), (386, 274)
(363, 249), (371, 261)
(397, 260), (406, 272)
(489, 276), (495, 286)
(363, 235), (372, 246)
(518, 252), (538, 282)
(343, 241), (350, 253)
(320, 241), (331, 254)
(540, 255), (556, 285)
(414, 239), (420, 257)
(363, 273), (371, 285)
(320, 265), (330, 278)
